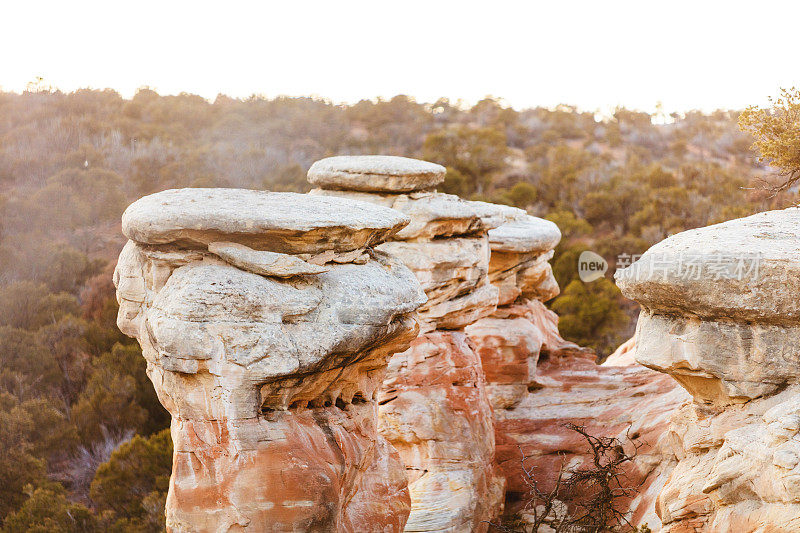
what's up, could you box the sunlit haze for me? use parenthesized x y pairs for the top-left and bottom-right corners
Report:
(2, 0), (798, 113)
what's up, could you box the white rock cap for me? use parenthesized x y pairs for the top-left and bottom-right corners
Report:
(121, 188), (410, 254)
(488, 215), (562, 253)
(616, 207), (800, 323)
(308, 155), (446, 193)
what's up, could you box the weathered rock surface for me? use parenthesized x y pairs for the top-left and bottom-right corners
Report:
(469, 201), (685, 532)
(310, 189), (506, 241)
(208, 241), (329, 277)
(476, 301), (687, 530)
(308, 155), (445, 193)
(487, 215), (561, 254)
(465, 316), (542, 409)
(379, 332), (505, 532)
(616, 207), (800, 324)
(122, 188), (409, 253)
(617, 207), (800, 531)
(602, 335), (636, 367)
(115, 189), (426, 532)
(309, 156), (505, 531)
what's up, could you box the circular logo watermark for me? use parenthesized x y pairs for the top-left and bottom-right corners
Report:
(578, 251), (608, 282)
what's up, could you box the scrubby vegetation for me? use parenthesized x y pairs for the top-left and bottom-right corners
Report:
(0, 87), (786, 527)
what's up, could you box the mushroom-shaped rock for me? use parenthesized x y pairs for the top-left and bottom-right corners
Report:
(122, 188), (410, 253)
(613, 208), (800, 533)
(616, 208), (800, 404)
(308, 155), (445, 193)
(616, 207), (800, 323)
(306, 156), (508, 528)
(114, 189), (426, 532)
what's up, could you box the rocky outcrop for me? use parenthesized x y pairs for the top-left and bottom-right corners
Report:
(467, 210), (562, 410)
(488, 305), (688, 529)
(309, 155), (506, 531)
(617, 208), (800, 531)
(465, 206), (687, 531)
(114, 188), (426, 532)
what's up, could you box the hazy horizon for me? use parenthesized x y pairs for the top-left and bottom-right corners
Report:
(4, 0), (798, 115)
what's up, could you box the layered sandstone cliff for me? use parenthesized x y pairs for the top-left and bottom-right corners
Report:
(466, 203), (688, 530)
(617, 208), (800, 531)
(309, 155), (506, 532)
(114, 189), (427, 532)
(110, 156), (695, 532)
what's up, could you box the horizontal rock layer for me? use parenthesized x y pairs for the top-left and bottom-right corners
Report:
(122, 188), (410, 253)
(308, 155), (445, 193)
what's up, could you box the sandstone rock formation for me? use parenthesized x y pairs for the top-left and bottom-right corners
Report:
(309, 156), (507, 531)
(467, 211), (563, 411)
(467, 209), (687, 531)
(114, 188), (427, 532)
(307, 155), (683, 531)
(308, 155), (445, 193)
(617, 208), (800, 531)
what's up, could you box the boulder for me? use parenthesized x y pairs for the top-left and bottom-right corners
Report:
(308, 155), (445, 193)
(488, 215), (561, 254)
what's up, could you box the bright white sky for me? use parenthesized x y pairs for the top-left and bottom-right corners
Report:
(1, 0), (797, 113)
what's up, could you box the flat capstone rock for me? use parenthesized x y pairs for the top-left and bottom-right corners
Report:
(308, 155), (445, 193)
(488, 215), (562, 253)
(616, 208), (800, 323)
(122, 188), (410, 254)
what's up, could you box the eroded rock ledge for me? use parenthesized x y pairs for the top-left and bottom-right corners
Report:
(308, 155), (510, 531)
(617, 208), (800, 531)
(115, 188), (426, 532)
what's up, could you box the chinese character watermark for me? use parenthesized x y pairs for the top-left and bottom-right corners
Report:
(614, 252), (762, 281)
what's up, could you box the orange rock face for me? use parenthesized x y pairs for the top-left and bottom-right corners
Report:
(470, 301), (689, 530)
(169, 406), (410, 531)
(378, 331), (505, 532)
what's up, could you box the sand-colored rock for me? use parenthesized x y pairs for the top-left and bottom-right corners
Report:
(308, 155), (506, 531)
(465, 317), (543, 409)
(208, 241), (329, 277)
(602, 335), (636, 367)
(488, 215), (561, 254)
(378, 331), (505, 532)
(376, 237), (490, 311)
(122, 188), (410, 253)
(617, 207), (800, 531)
(308, 155), (445, 193)
(616, 207), (800, 323)
(115, 190), (427, 532)
(310, 189), (505, 241)
(489, 250), (559, 306)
